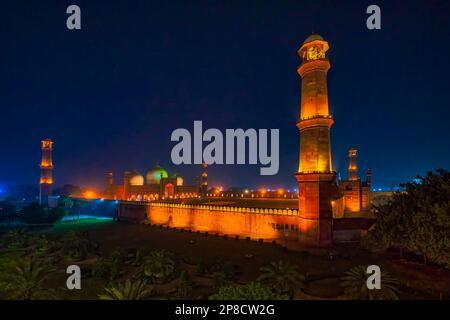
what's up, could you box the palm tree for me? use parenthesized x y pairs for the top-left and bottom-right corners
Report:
(340, 265), (400, 300)
(257, 260), (305, 297)
(142, 250), (175, 283)
(99, 279), (153, 300)
(62, 231), (96, 260)
(5, 229), (30, 249)
(0, 257), (56, 300)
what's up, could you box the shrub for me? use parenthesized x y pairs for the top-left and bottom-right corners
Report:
(92, 258), (111, 279)
(99, 279), (153, 300)
(0, 256), (57, 300)
(142, 250), (175, 283)
(209, 282), (288, 300)
(61, 231), (97, 261)
(3, 229), (31, 249)
(19, 203), (66, 224)
(258, 260), (305, 297)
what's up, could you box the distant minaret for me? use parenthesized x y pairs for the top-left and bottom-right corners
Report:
(348, 147), (358, 181)
(366, 168), (372, 188)
(123, 171), (132, 200)
(39, 139), (53, 205)
(201, 162), (208, 197)
(106, 172), (113, 187)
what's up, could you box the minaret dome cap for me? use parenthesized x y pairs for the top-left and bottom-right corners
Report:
(303, 33), (325, 44)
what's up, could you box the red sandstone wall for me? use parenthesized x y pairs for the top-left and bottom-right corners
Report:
(118, 202), (368, 246)
(147, 205), (299, 241)
(118, 202), (299, 242)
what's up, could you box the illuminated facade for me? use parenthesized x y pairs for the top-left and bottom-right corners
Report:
(39, 139), (54, 205)
(102, 164), (202, 201)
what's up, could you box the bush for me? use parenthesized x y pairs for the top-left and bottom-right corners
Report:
(110, 251), (126, 280)
(209, 282), (288, 300)
(91, 252), (126, 281)
(61, 231), (97, 261)
(92, 258), (111, 279)
(19, 203), (66, 224)
(142, 250), (175, 283)
(3, 229), (31, 249)
(99, 279), (154, 300)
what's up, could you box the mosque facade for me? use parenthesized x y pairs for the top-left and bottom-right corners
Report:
(102, 164), (203, 201)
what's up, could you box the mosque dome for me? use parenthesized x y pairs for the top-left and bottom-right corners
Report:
(146, 165), (168, 184)
(303, 33), (324, 44)
(129, 171), (144, 186)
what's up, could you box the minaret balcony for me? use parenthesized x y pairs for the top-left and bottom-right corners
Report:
(297, 115), (334, 131)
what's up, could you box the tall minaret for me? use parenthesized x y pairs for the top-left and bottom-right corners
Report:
(295, 34), (335, 247)
(348, 147), (358, 181)
(39, 139), (54, 205)
(201, 162), (208, 197)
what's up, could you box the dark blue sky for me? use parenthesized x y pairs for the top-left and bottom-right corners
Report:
(1, 0), (449, 192)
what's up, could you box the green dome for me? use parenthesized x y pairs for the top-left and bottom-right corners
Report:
(303, 33), (324, 44)
(146, 165), (168, 184)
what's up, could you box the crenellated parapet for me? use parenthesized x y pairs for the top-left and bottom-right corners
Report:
(148, 202), (299, 216)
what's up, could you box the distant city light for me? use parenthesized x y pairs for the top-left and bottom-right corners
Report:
(84, 190), (97, 199)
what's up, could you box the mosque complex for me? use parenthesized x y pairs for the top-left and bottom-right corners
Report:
(40, 34), (373, 247)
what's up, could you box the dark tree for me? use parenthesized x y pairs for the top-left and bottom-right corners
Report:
(364, 169), (450, 268)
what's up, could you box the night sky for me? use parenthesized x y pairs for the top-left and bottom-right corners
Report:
(1, 0), (450, 192)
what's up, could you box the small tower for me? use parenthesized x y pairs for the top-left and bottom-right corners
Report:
(348, 147), (358, 181)
(39, 139), (53, 205)
(201, 162), (208, 197)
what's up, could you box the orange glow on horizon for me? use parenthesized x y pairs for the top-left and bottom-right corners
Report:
(84, 190), (97, 199)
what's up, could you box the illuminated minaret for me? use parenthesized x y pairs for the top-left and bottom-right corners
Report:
(39, 139), (54, 205)
(201, 162), (208, 197)
(123, 171), (132, 200)
(295, 34), (335, 247)
(348, 147), (358, 181)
